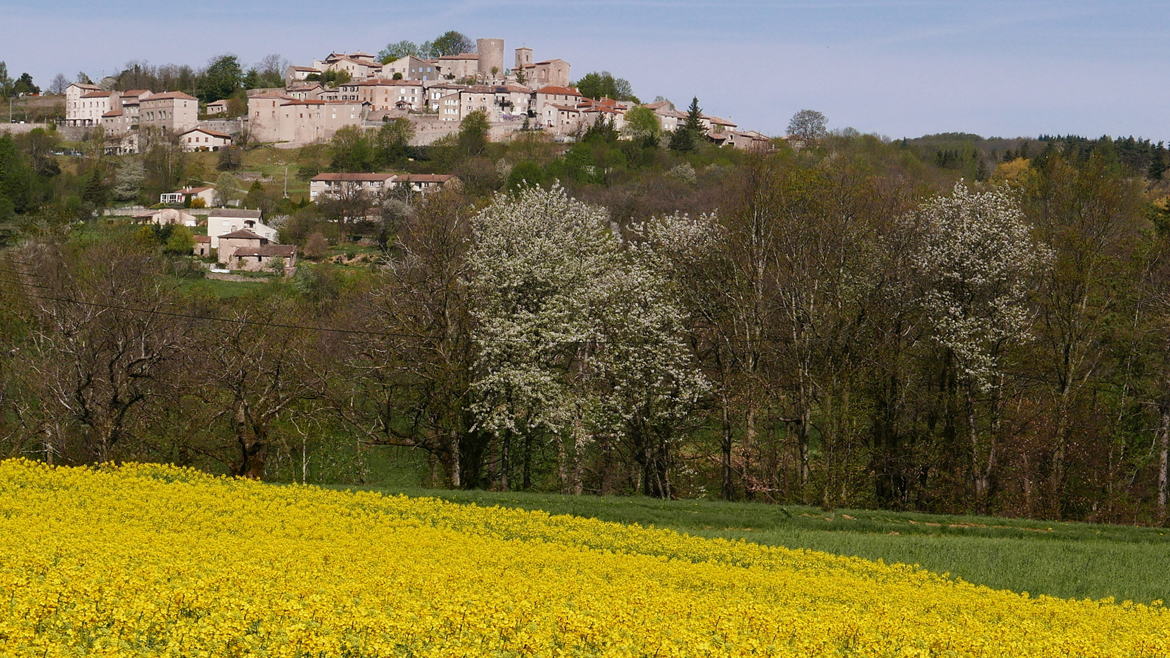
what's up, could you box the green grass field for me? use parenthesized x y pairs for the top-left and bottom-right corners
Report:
(335, 481), (1170, 604)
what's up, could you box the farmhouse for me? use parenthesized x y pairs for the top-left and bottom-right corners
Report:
(178, 127), (232, 151)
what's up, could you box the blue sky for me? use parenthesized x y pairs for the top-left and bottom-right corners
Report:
(2, 0), (1167, 140)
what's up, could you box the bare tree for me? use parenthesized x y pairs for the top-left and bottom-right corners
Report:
(13, 240), (188, 463)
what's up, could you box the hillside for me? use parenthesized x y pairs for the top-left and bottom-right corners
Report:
(2, 460), (1169, 656)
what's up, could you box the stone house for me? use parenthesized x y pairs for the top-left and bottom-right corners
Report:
(533, 86), (581, 120)
(64, 83), (107, 126)
(426, 83), (466, 112)
(215, 228), (296, 273)
(542, 103), (582, 133)
(205, 99), (229, 115)
(434, 53), (479, 81)
(322, 56), (383, 81)
(139, 91), (199, 135)
(516, 59), (571, 88)
(285, 66), (321, 85)
(178, 127), (232, 151)
(286, 84), (323, 101)
(247, 94), (365, 146)
(582, 107), (626, 132)
(231, 243), (298, 273)
(344, 79), (425, 111)
(245, 92), (296, 143)
(193, 234), (212, 258)
(701, 115), (738, 133)
(437, 91), (462, 121)
(382, 55), (440, 81)
(309, 172), (397, 201)
(459, 85), (496, 120)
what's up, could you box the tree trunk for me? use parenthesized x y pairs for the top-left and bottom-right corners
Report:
(720, 393), (735, 500)
(967, 386), (990, 513)
(499, 430), (511, 491)
(1158, 404), (1170, 524)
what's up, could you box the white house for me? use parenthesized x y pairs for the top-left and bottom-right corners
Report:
(207, 209), (277, 248)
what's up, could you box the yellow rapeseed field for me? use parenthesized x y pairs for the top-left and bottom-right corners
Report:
(0, 459), (1167, 656)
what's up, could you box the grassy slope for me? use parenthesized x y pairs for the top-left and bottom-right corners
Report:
(337, 484), (1170, 604)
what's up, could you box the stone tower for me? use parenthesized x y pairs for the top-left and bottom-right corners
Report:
(477, 38), (505, 80)
(515, 47), (533, 70)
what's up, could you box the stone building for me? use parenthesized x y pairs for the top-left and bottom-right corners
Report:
(139, 92), (198, 135)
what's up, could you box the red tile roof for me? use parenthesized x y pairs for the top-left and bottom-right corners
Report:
(219, 229), (266, 240)
(311, 173), (397, 182)
(437, 53), (479, 60)
(81, 91), (112, 98)
(536, 86), (580, 96)
(194, 235), (212, 243)
(396, 174), (455, 183)
(142, 91), (197, 101)
(181, 128), (232, 139)
(101, 110), (124, 117)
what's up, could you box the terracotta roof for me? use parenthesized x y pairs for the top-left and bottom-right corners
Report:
(142, 91), (197, 101)
(193, 235), (212, 243)
(642, 100), (672, 110)
(396, 174), (455, 183)
(549, 104), (581, 112)
(234, 244), (296, 258)
(210, 209), (262, 218)
(703, 114), (736, 126)
(181, 128), (232, 139)
(81, 91), (112, 98)
(248, 92), (296, 100)
(533, 59), (566, 65)
(206, 99), (229, 106)
(437, 53), (479, 60)
(536, 85), (580, 96)
(219, 229), (267, 240)
(337, 56), (381, 68)
(312, 172), (397, 182)
(101, 110), (124, 117)
(291, 66), (322, 72)
(354, 78), (423, 87)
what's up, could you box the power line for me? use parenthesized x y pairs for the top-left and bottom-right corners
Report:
(0, 275), (428, 339)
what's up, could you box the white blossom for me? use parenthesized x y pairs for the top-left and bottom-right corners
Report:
(906, 182), (1051, 390)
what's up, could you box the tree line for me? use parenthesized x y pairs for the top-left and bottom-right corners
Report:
(4, 135), (1170, 525)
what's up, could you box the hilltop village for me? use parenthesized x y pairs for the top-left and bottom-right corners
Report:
(60, 37), (771, 154)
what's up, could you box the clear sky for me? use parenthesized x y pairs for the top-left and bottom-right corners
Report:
(2, 0), (1167, 140)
